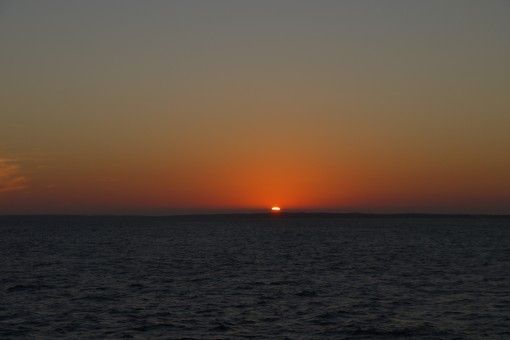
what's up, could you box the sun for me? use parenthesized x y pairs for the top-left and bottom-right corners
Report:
(271, 206), (281, 212)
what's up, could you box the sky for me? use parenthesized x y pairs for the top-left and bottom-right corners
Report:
(1, 0), (509, 214)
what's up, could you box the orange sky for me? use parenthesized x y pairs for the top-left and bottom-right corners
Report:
(1, 1), (510, 214)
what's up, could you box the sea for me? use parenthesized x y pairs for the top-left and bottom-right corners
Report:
(1, 214), (509, 339)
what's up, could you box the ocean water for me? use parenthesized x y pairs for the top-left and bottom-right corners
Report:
(1, 215), (509, 339)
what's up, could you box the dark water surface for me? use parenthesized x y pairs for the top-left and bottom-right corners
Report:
(1, 215), (509, 339)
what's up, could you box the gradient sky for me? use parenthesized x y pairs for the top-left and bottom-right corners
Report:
(1, 0), (509, 214)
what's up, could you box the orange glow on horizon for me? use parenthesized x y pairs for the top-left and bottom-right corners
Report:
(271, 206), (281, 212)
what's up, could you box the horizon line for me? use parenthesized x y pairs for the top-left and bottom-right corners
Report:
(1, 212), (509, 218)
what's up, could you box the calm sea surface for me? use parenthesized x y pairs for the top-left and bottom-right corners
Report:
(1, 215), (509, 339)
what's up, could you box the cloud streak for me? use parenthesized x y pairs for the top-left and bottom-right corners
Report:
(0, 158), (28, 193)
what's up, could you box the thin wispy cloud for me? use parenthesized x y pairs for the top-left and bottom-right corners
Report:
(0, 158), (28, 193)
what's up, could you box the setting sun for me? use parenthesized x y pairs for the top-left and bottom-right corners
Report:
(271, 206), (281, 212)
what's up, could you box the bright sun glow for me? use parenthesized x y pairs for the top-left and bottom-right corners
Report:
(271, 206), (281, 212)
